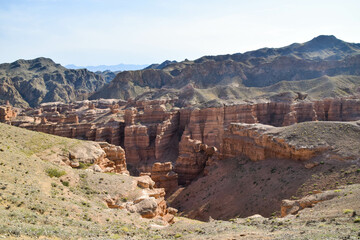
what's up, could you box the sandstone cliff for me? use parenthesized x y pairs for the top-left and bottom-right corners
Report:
(9, 96), (360, 186)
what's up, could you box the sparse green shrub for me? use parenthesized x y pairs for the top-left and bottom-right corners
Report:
(343, 209), (353, 214)
(78, 162), (92, 169)
(51, 183), (57, 187)
(81, 201), (91, 207)
(83, 213), (91, 221)
(174, 233), (182, 238)
(354, 217), (360, 223)
(61, 181), (69, 187)
(46, 168), (66, 178)
(110, 234), (121, 239)
(121, 197), (128, 202)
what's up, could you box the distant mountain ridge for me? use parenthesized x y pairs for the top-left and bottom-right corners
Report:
(144, 60), (178, 70)
(0, 57), (106, 107)
(2, 35), (360, 108)
(90, 35), (360, 107)
(66, 63), (149, 72)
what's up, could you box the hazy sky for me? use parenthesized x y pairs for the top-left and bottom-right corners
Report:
(0, 0), (359, 66)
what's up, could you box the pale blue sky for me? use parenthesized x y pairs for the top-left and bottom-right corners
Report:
(0, 0), (359, 66)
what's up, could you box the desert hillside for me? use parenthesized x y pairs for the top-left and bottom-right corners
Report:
(0, 122), (360, 239)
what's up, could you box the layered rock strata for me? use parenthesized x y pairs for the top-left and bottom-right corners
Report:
(149, 162), (178, 194)
(221, 123), (328, 161)
(175, 131), (218, 185)
(7, 96), (360, 185)
(96, 142), (129, 174)
(123, 102), (180, 173)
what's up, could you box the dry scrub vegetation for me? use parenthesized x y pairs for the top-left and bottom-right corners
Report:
(1, 123), (360, 239)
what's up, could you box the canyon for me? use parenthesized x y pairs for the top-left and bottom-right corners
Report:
(1, 35), (360, 239)
(2, 94), (360, 209)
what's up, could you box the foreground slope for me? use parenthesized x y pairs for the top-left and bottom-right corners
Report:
(0, 123), (170, 239)
(0, 57), (106, 108)
(0, 123), (360, 239)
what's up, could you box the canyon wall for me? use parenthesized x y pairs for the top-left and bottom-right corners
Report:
(221, 123), (328, 161)
(9, 97), (360, 185)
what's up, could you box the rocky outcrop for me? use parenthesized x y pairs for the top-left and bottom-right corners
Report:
(150, 162), (178, 194)
(104, 175), (175, 223)
(0, 103), (17, 122)
(13, 99), (126, 146)
(281, 191), (340, 217)
(175, 131), (218, 185)
(123, 102), (180, 173)
(96, 142), (129, 174)
(221, 123), (328, 161)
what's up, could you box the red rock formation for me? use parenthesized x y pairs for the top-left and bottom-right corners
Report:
(123, 104), (180, 173)
(124, 124), (153, 165)
(175, 130), (218, 185)
(110, 104), (120, 114)
(97, 142), (129, 174)
(0, 104), (17, 122)
(155, 111), (179, 161)
(221, 123), (328, 161)
(8, 97), (360, 186)
(150, 162), (178, 194)
(40, 116), (47, 124)
(63, 114), (79, 124)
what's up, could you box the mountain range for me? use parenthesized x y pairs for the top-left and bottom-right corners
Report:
(90, 35), (360, 107)
(0, 58), (106, 108)
(1, 35), (360, 108)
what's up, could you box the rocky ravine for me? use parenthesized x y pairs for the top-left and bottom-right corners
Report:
(2, 95), (360, 218)
(6, 96), (360, 181)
